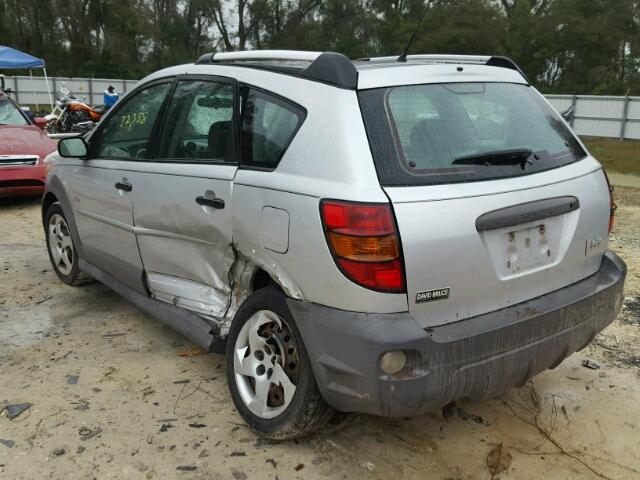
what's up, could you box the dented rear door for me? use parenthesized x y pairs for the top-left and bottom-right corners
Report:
(129, 77), (238, 318)
(129, 164), (236, 317)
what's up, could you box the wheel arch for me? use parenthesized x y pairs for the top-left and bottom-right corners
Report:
(221, 250), (303, 336)
(251, 267), (284, 294)
(42, 175), (85, 258)
(41, 192), (59, 225)
(232, 247), (304, 300)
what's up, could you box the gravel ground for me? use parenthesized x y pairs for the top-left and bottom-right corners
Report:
(0, 187), (638, 480)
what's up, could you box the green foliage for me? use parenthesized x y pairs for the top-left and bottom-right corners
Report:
(0, 0), (638, 95)
(583, 137), (640, 175)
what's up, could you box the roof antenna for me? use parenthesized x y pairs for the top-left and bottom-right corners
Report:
(397, 1), (432, 63)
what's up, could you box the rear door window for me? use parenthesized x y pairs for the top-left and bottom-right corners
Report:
(239, 87), (305, 169)
(358, 83), (586, 186)
(158, 79), (236, 163)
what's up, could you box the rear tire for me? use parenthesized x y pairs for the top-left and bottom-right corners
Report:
(226, 287), (334, 439)
(44, 202), (88, 286)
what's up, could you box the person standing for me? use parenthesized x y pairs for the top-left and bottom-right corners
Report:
(103, 85), (119, 109)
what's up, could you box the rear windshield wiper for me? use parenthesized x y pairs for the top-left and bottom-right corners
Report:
(453, 148), (537, 169)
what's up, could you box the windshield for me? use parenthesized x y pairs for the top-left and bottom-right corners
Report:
(0, 96), (28, 126)
(358, 83), (586, 186)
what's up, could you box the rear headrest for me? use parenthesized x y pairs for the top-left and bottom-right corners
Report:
(208, 120), (232, 161)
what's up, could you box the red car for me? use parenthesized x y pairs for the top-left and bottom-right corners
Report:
(0, 91), (56, 198)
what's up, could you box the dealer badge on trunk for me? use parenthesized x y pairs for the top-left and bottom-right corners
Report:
(416, 288), (450, 303)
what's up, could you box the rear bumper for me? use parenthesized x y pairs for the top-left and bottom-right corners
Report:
(288, 251), (626, 417)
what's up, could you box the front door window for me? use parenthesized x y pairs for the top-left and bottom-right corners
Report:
(94, 82), (171, 160)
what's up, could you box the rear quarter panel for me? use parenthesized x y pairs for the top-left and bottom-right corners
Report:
(228, 77), (408, 313)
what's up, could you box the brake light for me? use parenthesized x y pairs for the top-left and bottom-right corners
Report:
(602, 170), (617, 234)
(321, 200), (405, 292)
(322, 202), (395, 235)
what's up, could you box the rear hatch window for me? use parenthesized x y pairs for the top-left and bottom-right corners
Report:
(358, 83), (586, 186)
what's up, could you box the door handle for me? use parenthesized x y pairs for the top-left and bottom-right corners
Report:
(195, 196), (225, 209)
(115, 181), (133, 192)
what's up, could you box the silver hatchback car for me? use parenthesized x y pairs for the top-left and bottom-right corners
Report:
(44, 51), (626, 439)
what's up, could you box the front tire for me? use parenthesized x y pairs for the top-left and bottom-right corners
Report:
(44, 202), (86, 285)
(226, 287), (334, 439)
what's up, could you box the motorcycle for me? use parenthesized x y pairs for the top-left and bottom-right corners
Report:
(45, 85), (106, 134)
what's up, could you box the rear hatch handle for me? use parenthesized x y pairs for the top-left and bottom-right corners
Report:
(476, 196), (580, 232)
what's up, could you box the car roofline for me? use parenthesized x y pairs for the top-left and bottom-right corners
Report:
(193, 50), (529, 90)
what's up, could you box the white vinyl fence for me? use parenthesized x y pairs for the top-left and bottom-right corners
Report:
(3, 75), (640, 140)
(3, 75), (138, 109)
(543, 94), (639, 140)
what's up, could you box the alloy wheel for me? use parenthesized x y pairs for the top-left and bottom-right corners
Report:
(48, 213), (74, 276)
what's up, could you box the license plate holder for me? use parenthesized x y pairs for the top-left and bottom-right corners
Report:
(504, 223), (552, 274)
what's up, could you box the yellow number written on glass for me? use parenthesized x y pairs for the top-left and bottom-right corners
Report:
(118, 111), (150, 132)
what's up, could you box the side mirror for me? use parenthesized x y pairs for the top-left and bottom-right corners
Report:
(34, 117), (49, 129)
(58, 136), (89, 158)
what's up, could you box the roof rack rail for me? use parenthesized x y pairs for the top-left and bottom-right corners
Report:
(358, 54), (529, 83)
(195, 50), (358, 90)
(196, 50), (322, 64)
(360, 54), (490, 63)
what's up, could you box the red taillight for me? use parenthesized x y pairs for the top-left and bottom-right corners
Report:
(603, 170), (617, 234)
(322, 201), (395, 236)
(321, 200), (405, 293)
(338, 259), (405, 291)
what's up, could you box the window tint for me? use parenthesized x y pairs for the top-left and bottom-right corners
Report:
(359, 83), (586, 186)
(159, 80), (235, 162)
(240, 87), (304, 169)
(94, 82), (171, 159)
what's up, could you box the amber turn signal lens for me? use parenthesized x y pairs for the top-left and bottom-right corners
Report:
(329, 233), (399, 262)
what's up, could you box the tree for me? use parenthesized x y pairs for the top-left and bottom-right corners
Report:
(546, 0), (640, 94)
(0, 0), (637, 95)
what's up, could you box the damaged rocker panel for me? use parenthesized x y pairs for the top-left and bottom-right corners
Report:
(147, 246), (305, 337)
(80, 259), (224, 352)
(147, 273), (229, 318)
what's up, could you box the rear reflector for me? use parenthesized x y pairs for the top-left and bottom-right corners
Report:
(321, 200), (405, 293)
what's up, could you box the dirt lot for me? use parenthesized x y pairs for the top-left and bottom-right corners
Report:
(1, 187), (639, 480)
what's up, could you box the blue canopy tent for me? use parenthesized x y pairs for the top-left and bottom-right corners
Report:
(0, 46), (44, 68)
(0, 46), (52, 110)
